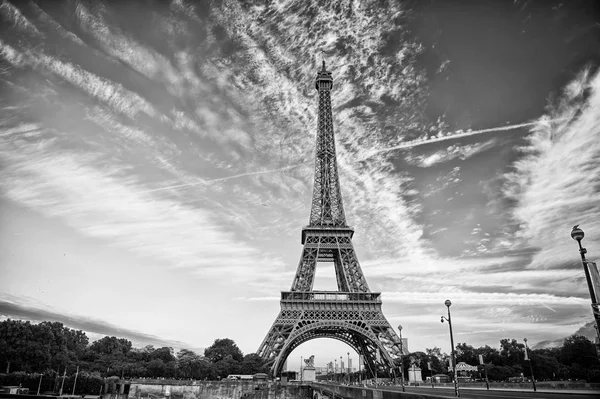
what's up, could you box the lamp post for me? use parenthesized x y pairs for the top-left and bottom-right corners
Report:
(397, 325), (405, 392)
(340, 356), (343, 384)
(523, 338), (536, 392)
(571, 225), (600, 344)
(595, 325), (600, 361)
(358, 355), (362, 386)
(334, 359), (337, 383)
(71, 365), (79, 395)
(300, 356), (303, 382)
(37, 373), (43, 396)
(441, 299), (459, 398)
(428, 361), (434, 388)
(347, 352), (350, 384)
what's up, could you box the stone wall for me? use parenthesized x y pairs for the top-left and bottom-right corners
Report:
(312, 384), (447, 399)
(128, 380), (312, 399)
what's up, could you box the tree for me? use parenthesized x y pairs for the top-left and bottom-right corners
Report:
(425, 347), (447, 374)
(204, 339), (243, 363)
(455, 343), (477, 365)
(487, 365), (516, 381)
(214, 355), (239, 378)
(90, 336), (132, 356)
(474, 345), (502, 366)
(560, 335), (600, 370)
(177, 349), (205, 378)
(0, 319), (34, 373)
(499, 338), (525, 366)
(146, 359), (166, 378)
(150, 347), (175, 363)
(240, 353), (268, 375)
(531, 350), (560, 380)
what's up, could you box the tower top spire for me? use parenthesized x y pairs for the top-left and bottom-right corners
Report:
(315, 60), (333, 91)
(309, 62), (344, 226)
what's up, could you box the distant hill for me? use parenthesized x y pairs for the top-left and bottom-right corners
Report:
(532, 321), (597, 350)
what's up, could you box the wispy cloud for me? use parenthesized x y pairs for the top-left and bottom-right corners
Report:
(503, 68), (600, 270)
(0, 39), (157, 118)
(0, 1), (41, 37)
(405, 139), (499, 167)
(359, 119), (569, 162)
(383, 291), (587, 306)
(140, 163), (308, 194)
(0, 125), (283, 282)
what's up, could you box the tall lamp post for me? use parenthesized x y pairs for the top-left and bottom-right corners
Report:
(571, 225), (600, 344)
(397, 325), (405, 392)
(441, 299), (460, 398)
(334, 359), (337, 383)
(595, 325), (600, 361)
(347, 352), (350, 384)
(523, 338), (536, 392)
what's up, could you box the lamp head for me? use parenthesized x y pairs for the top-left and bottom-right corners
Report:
(523, 337), (527, 343)
(571, 225), (584, 242)
(398, 324), (403, 331)
(441, 316), (444, 323)
(445, 299), (452, 307)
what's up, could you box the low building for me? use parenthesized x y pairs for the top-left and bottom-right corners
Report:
(426, 374), (450, 383)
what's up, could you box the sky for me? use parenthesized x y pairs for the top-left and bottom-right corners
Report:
(1, 0), (600, 373)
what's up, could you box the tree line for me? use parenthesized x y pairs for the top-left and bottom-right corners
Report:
(2, 319), (599, 385)
(0, 319), (268, 383)
(398, 335), (600, 383)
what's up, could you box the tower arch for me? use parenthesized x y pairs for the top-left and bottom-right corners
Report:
(271, 319), (393, 376)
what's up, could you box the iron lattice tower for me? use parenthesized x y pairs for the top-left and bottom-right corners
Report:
(257, 62), (404, 377)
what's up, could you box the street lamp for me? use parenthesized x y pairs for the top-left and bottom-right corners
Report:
(523, 338), (536, 392)
(571, 225), (600, 344)
(340, 356), (343, 383)
(397, 325), (405, 392)
(441, 299), (460, 398)
(595, 325), (600, 361)
(347, 352), (350, 384)
(334, 359), (337, 383)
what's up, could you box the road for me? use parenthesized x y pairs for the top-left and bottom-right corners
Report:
(382, 385), (600, 399)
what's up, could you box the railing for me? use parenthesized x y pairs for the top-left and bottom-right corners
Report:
(281, 291), (381, 302)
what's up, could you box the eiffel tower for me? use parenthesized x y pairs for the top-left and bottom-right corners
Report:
(257, 62), (403, 377)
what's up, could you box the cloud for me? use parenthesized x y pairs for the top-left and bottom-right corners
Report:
(139, 163), (308, 195)
(0, 296), (198, 350)
(360, 119), (567, 161)
(405, 139), (499, 168)
(503, 68), (600, 270)
(0, 1), (41, 37)
(0, 39), (156, 118)
(233, 296), (279, 302)
(382, 291), (587, 306)
(0, 123), (284, 282)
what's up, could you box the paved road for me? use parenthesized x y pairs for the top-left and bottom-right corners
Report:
(383, 385), (600, 399)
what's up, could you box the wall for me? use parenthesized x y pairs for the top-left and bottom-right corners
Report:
(128, 380), (312, 399)
(312, 383), (448, 399)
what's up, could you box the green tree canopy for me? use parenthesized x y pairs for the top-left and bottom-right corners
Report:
(90, 336), (132, 356)
(204, 338), (243, 363)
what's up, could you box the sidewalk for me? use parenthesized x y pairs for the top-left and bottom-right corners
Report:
(409, 385), (600, 395)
